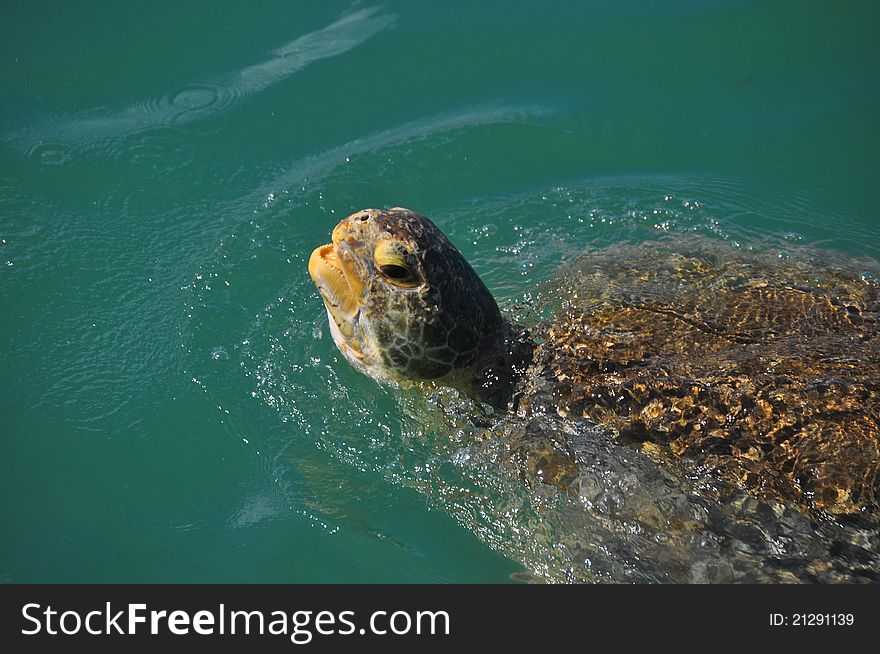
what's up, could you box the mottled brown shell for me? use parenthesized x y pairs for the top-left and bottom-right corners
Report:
(519, 239), (880, 522)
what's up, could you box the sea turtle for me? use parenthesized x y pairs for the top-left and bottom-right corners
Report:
(307, 207), (880, 527)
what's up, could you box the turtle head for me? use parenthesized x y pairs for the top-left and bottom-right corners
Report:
(308, 208), (504, 385)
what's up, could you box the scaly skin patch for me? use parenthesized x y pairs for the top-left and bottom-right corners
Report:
(309, 208), (511, 391)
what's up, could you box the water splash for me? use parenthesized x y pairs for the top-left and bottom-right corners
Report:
(182, 168), (880, 582)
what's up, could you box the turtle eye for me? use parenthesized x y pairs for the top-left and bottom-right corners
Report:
(374, 241), (419, 287)
(379, 264), (409, 280)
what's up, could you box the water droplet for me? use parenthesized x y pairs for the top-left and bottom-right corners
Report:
(211, 346), (229, 361)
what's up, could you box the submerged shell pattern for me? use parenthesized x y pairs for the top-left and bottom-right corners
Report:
(518, 240), (879, 522)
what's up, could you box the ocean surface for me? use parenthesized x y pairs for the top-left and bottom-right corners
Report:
(2, 0), (878, 582)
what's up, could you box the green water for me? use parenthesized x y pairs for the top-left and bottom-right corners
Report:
(2, 1), (878, 583)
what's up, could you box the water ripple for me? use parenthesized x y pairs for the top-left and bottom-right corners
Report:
(266, 102), (552, 194)
(5, 6), (395, 166)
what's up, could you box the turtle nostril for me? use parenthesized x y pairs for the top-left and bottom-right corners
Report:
(359, 213), (370, 222)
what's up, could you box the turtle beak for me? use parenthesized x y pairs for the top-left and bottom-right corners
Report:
(308, 224), (368, 340)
